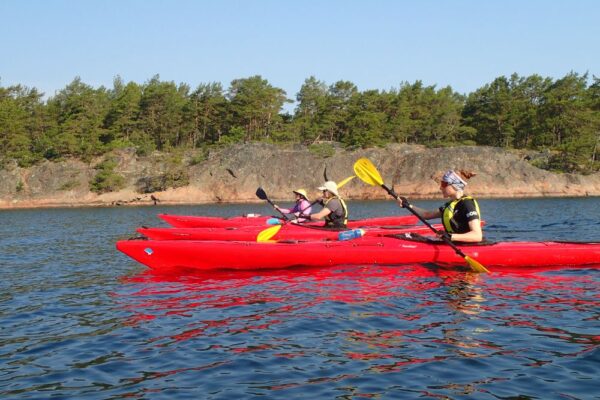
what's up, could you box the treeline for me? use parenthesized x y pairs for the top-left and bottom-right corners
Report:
(0, 72), (598, 173)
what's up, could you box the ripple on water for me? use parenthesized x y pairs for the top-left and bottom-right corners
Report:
(1, 202), (599, 399)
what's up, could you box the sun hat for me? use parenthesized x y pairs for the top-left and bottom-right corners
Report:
(292, 189), (308, 200)
(442, 170), (467, 190)
(317, 181), (339, 196)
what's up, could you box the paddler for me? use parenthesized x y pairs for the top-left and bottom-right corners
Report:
(397, 170), (483, 243)
(308, 180), (348, 228)
(274, 189), (312, 223)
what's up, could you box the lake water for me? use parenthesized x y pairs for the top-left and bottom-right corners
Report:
(1, 198), (599, 399)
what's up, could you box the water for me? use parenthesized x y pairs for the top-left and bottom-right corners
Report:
(1, 198), (599, 399)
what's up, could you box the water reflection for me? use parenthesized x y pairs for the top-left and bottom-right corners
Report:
(2, 201), (600, 399)
(112, 266), (599, 399)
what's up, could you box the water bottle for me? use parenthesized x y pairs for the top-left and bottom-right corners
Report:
(266, 217), (282, 225)
(338, 229), (365, 241)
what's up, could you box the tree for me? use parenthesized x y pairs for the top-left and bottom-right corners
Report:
(537, 72), (597, 172)
(103, 77), (142, 147)
(227, 75), (288, 141)
(462, 76), (515, 147)
(508, 74), (551, 149)
(184, 82), (228, 145)
(138, 75), (188, 151)
(344, 90), (386, 147)
(292, 76), (329, 143)
(46, 77), (110, 159)
(321, 80), (357, 142)
(587, 76), (600, 170)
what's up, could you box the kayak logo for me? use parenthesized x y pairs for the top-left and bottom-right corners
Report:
(144, 247), (154, 256)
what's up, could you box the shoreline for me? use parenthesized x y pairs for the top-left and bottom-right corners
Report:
(2, 144), (599, 210)
(2, 192), (598, 211)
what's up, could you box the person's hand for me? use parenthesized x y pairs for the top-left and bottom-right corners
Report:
(437, 231), (452, 241)
(397, 196), (409, 208)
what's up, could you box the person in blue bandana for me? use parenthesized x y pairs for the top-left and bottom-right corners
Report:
(398, 170), (483, 243)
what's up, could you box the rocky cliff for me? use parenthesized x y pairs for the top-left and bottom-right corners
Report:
(1, 143), (599, 209)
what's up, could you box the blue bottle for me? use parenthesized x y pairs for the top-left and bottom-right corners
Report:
(338, 229), (365, 241)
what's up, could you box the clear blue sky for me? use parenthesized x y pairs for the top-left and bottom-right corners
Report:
(1, 0), (598, 109)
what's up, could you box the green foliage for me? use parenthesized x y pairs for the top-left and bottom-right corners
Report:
(46, 77), (110, 159)
(16, 180), (24, 193)
(135, 152), (190, 193)
(90, 158), (125, 193)
(529, 157), (549, 170)
(188, 148), (209, 166)
(1, 72), (598, 174)
(184, 82), (228, 145)
(308, 142), (336, 158)
(136, 167), (189, 193)
(59, 180), (80, 191)
(219, 126), (245, 144)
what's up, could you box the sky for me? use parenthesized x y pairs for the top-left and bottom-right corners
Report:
(1, 0), (599, 111)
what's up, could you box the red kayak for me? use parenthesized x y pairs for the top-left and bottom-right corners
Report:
(137, 224), (442, 241)
(158, 213), (419, 228)
(116, 235), (600, 272)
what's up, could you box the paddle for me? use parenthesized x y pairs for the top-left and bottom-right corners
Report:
(353, 157), (489, 273)
(256, 187), (289, 220)
(256, 175), (356, 242)
(324, 166), (356, 188)
(336, 175), (356, 188)
(256, 225), (282, 242)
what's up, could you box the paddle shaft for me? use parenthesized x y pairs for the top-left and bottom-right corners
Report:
(256, 188), (289, 220)
(278, 198), (320, 222)
(379, 183), (471, 258)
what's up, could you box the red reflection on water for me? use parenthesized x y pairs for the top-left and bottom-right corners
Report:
(368, 356), (447, 374)
(117, 265), (451, 343)
(112, 264), (599, 397)
(117, 264), (597, 353)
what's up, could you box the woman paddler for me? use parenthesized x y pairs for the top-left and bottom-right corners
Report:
(308, 180), (348, 229)
(397, 170), (483, 243)
(274, 189), (312, 223)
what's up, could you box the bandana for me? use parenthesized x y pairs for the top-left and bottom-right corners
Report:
(442, 170), (467, 190)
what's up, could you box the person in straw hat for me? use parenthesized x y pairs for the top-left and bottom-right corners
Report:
(308, 181), (348, 228)
(274, 189), (312, 223)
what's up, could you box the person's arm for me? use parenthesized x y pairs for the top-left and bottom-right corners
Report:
(449, 219), (482, 243)
(309, 207), (331, 221)
(274, 205), (292, 214)
(396, 198), (440, 219)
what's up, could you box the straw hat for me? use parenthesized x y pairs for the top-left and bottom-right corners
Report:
(317, 181), (339, 196)
(292, 189), (308, 200)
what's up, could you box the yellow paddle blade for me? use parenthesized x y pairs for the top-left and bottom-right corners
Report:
(257, 225), (282, 242)
(353, 158), (384, 186)
(337, 175), (356, 188)
(465, 256), (489, 273)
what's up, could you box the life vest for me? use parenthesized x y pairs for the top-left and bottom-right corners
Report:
(323, 196), (348, 228)
(442, 196), (481, 234)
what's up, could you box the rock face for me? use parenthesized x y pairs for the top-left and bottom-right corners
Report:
(1, 143), (599, 209)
